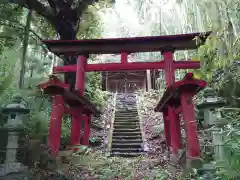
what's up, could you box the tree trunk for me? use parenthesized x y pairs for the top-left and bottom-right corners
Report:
(19, 10), (32, 89)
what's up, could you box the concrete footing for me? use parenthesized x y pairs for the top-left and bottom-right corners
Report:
(186, 157), (203, 169)
(168, 149), (185, 176)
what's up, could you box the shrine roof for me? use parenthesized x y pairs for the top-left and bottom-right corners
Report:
(154, 73), (207, 112)
(38, 76), (101, 116)
(42, 31), (211, 55)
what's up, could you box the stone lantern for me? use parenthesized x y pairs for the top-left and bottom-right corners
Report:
(197, 88), (226, 127)
(0, 95), (29, 177)
(197, 88), (227, 163)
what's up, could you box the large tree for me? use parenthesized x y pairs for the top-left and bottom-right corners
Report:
(3, 0), (114, 89)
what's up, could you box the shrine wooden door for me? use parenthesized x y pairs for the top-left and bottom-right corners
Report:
(125, 82), (139, 93)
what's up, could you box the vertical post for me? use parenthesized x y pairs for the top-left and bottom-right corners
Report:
(124, 78), (127, 93)
(121, 52), (128, 64)
(180, 92), (201, 158)
(162, 51), (175, 87)
(75, 55), (86, 94)
(106, 72), (108, 91)
(70, 108), (82, 147)
(48, 95), (64, 156)
(162, 50), (182, 155)
(162, 110), (171, 150)
(146, 70), (152, 91)
(143, 78), (147, 91)
(70, 55), (86, 148)
(82, 114), (91, 145)
(168, 107), (182, 154)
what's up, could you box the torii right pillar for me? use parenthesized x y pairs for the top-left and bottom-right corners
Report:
(177, 73), (207, 168)
(161, 49), (204, 165)
(161, 49), (182, 154)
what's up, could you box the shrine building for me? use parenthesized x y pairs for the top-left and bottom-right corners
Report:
(99, 54), (159, 93)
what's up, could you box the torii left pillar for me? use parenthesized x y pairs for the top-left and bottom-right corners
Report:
(48, 95), (64, 156)
(70, 55), (91, 147)
(70, 56), (85, 147)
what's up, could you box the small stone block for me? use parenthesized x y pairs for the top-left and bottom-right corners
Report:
(168, 152), (184, 177)
(168, 163), (178, 177)
(198, 163), (215, 173)
(186, 157), (203, 169)
(170, 153), (178, 164)
(162, 151), (170, 160)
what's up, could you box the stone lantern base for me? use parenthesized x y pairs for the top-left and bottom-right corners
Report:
(0, 162), (27, 175)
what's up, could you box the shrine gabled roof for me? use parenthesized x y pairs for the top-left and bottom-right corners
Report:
(42, 31), (211, 55)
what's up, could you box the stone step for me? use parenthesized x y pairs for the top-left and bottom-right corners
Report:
(114, 121), (139, 125)
(116, 101), (136, 104)
(110, 152), (142, 157)
(111, 147), (142, 153)
(115, 116), (138, 119)
(112, 139), (142, 144)
(115, 109), (138, 113)
(114, 114), (139, 119)
(116, 101), (136, 102)
(113, 128), (141, 132)
(115, 113), (138, 117)
(114, 120), (139, 123)
(114, 118), (139, 121)
(111, 143), (142, 149)
(115, 110), (138, 113)
(115, 106), (137, 109)
(113, 125), (140, 129)
(113, 126), (140, 131)
(116, 107), (137, 109)
(115, 105), (137, 108)
(114, 122), (140, 129)
(112, 135), (142, 140)
(115, 119), (138, 122)
(115, 115), (139, 119)
(112, 131), (142, 136)
(116, 106), (137, 108)
(116, 100), (136, 102)
(113, 131), (141, 134)
(113, 123), (139, 128)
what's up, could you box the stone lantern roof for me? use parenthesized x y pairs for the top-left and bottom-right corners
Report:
(2, 95), (30, 114)
(197, 88), (226, 109)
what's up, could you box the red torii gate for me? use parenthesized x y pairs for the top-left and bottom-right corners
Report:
(40, 31), (211, 157)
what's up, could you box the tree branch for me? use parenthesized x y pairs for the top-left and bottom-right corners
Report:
(5, 0), (56, 26)
(76, 0), (100, 14)
(46, 0), (57, 13)
(73, 0), (100, 33)
(0, 20), (43, 42)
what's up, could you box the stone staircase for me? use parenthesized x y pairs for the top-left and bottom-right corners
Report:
(111, 93), (143, 157)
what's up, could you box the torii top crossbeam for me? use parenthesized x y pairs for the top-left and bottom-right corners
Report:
(42, 32), (211, 55)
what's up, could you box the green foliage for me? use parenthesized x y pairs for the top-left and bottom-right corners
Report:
(85, 72), (105, 107)
(0, 3), (23, 54)
(77, 5), (104, 39)
(214, 110), (240, 178)
(0, 0), (108, 145)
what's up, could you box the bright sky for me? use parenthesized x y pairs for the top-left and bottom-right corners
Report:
(100, 0), (180, 38)
(100, 0), (140, 37)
